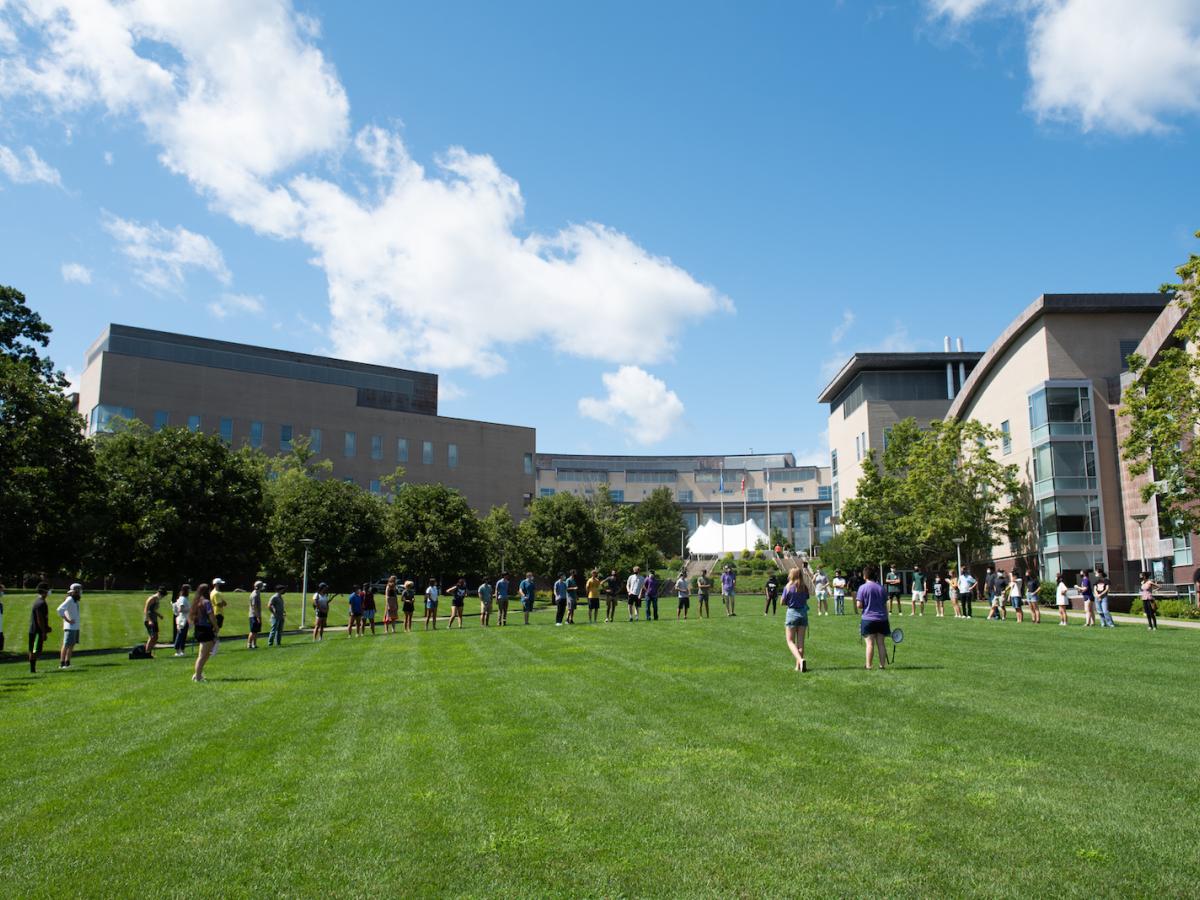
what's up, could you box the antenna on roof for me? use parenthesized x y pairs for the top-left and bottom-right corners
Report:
(943, 336), (951, 352)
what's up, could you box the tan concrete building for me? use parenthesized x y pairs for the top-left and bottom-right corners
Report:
(947, 294), (1169, 585)
(79, 324), (536, 515)
(535, 453), (833, 554)
(818, 347), (982, 518)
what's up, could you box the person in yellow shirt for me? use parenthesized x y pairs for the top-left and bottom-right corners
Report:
(585, 570), (603, 624)
(210, 577), (228, 655)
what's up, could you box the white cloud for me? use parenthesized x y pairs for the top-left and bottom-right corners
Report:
(578, 366), (685, 445)
(60, 261), (92, 283)
(0, 143), (61, 185)
(830, 310), (855, 346)
(927, 0), (1200, 134)
(208, 292), (264, 319)
(819, 317), (930, 384)
(0, 2), (730, 374)
(438, 380), (466, 402)
(61, 366), (80, 396)
(794, 428), (830, 467)
(102, 213), (230, 292)
(103, 150), (113, 165)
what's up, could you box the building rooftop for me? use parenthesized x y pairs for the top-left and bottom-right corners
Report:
(817, 351), (983, 404)
(535, 452), (808, 472)
(87, 323), (439, 415)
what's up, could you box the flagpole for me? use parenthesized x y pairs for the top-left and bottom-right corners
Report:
(766, 469), (771, 552)
(742, 475), (747, 552)
(719, 462), (725, 556)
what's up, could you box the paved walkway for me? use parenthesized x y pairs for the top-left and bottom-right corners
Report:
(1060, 608), (1200, 630)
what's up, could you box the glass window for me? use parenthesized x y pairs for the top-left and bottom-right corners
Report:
(558, 470), (608, 483)
(830, 449), (838, 477)
(280, 424), (293, 452)
(818, 486), (832, 501)
(153, 410), (169, 431)
(397, 438), (408, 463)
(1119, 339), (1140, 372)
(678, 490), (694, 503)
(371, 434), (383, 460)
(1034, 442), (1096, 491)
(769, 468), (816, 482)
(626, 470), (677, 483)
(1029, 386), (1092, 440)
(250, 421), (263, 449)
(187, 415), (201, 433)
(523, 453), (533, 475)
(816, 508), (834, 544)
(855, 434), (861, 461)
(422, 441), (433, 465)
(448, 443), (458, 468)
(310, 428), (322, 454)
(748, 489), (763, 502)
(682, 510), (698, 533)
(1000, 420), (1011, 455)
(610, 489), (624, 503)
(89, 404), (136, 435)
(749, 510), (767, 532)
(539, 487), (556, 497)
(218, 417), (233, 444)
(344, 431), (357, 458)
(369, 479), (381, 495)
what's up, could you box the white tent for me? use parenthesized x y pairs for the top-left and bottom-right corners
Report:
(686, 518), (770, 555)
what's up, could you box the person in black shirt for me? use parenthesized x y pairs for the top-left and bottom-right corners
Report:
(28, 582), (51, 673)
(764, 574), (780, 615)
(604, 570), (620, 624)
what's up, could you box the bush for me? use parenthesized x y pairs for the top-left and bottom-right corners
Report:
(754, 549), (765, 559)
(1129, 598), (1143, 616)
(1158, 599), (1200, 619)
(751, 557), (770, 572)
(666, 557), (683, 572)
(741, 549), (753, 560)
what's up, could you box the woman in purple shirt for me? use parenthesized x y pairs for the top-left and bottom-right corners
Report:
(856, 565), (890, 670)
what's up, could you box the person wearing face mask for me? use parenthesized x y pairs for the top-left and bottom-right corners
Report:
(56, 583), (83, 669)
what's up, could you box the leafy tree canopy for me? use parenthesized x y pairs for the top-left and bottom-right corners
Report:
(385, 482), (484, 584)
(0, 284), (61, 384)
(518, 490), (603, 579)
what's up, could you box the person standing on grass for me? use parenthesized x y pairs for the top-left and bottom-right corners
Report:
(189, 583), (216, 683)
(948, 569), (961, 617)
(1055, 574), (1070, 625)
(347, 584), (365, 636)
(143, 585), (166, 657)
(813, 567), (829, 616)
(267, 586), (286, 646)
(553, 573), (569, 626)
(721, 566), (737, 616)
(961, 569), (977, 618)
(586, 570), (602, 624)
(626, 567), (644, 621)
(696, 568), (712, 619)
(932, 571), (946, 617)
(675, 570), (690, 620)
(984, 565), (997, 617)
(495, 573), (511, 627)
(885, 565), (902, 616)
(424, 579), (440, 630)
(1079, 570), (1095, 626)
(764, 571), (780, 616)
(478, 578), (493, 627)
(782, 566), (810, 672)
(247, 581), (264, 649)
(643, 570), (660, 621)
(988, 570), (1006, 621)
(402, 581), (417, 632)
(519, 573), (535, 625)
(362, 583), (377, 635)
(447, 578), (467, 629)
(56, 583), (82, 669)
(910, 566), (925, 616)
(1094, 569), (1114, 628)
(565, 570), (579, 625)
(210, 578), (227, 653)
(1140, 572), (1158, 630)
(27, 582), (51, 674)
(832, 570), (847, 616)
(1008, 570), (1024, 623)
(384, 576), (399, 634)
(1025, 571), (1042, 624)
(856, 565), (890, 671)
(312, 583), (331, 640)
(604, 569), (621, 623)
(173, 584), (191, 656)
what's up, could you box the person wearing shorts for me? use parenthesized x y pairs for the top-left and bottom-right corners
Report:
(448, 578), (467, 629)
(402, 581), (416, 632)
(384, 576), (399, 634)
(885, 566), (902, 615)
(362, 584), (377, 635)
(781, 567), (810, 672)
(604, 570), (620, 623)
(189, 583), (217, 683)
(144, 585), (166, 657)
(1024, 572), (1042, 624)
(478, 579), (493, 628)
(857, 566), (890, 670)
(695, 569), (712, 619)
(675, 572), (690, 620)
(721, 567), (736, 616)
(56, 583), (82, 669)
(424, 579), (440, 630)
(1008, 571), (1024, 623)
(495, 573), (511, 626)
(347, 585), (365, 637)
(626, 567), (644, 621)
(586, 570), (602, 624)
(518, 573), (535, 625)
(909, 566), (925, 616)
(813, 568), (829, 616)
(565, 570), (579, 625)
(1055, 574), (1071, 625)
(312, 584), (331, 640)
(247, 581), (264, 649)
(28, 581), (51, 674)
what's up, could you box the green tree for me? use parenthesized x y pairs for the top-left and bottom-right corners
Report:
(1, 284), (61, 384)
(267, 475), (387, 588)
(0, 355), (96, 577)
(812, 528), (865, 574)
(88, 422), (268, 583)
(631, 486), (685, 556)
(480, 504), (522, 575)
(518, 491), (603, 578)
(385, 482), (484, 583)
(769, 526), (791, 551)
(1122, 236), (1200, 535)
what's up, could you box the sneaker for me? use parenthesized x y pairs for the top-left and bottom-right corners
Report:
(191, 675), (206, 682)
(555, 622), (562, 627)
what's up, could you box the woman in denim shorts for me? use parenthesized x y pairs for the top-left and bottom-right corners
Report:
(782, 566), (811, 672)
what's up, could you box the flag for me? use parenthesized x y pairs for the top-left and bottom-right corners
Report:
(719, 465), (725, 494)
(740, 476), (746, 495)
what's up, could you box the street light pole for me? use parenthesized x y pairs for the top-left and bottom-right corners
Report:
(953, 537), (965, 577)
(680, 525), (687, 561)
(1132, 514), (1148, 574)
(299, 538), (314, 629)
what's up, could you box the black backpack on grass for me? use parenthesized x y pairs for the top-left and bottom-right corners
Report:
(128, 645), (152, 660)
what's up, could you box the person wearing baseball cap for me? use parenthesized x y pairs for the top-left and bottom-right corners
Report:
(247, 581), (265, 650)
(56, 583), (83, 669)
(210, 578), (227, 655)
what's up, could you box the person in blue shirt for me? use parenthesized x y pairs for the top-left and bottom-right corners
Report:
(478, 579), (494, 628)
(856, 565), (890, 671)
(494, 573), (510, 626)
(519, 572), (536, 625)
(347, 585), (365, 637)
(565, 570), (579, 625)
(553, 574), (568, 626)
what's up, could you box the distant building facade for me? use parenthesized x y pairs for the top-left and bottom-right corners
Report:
(535, 452), (833, 554)
(78, 324), (536, 515)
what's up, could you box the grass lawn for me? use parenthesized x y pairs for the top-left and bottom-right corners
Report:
(1, 594), (1196, 897)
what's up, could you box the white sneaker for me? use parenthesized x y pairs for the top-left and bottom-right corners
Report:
(556, 622), (562, 627)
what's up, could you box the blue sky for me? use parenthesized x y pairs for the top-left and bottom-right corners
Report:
(2, 0), (1198, 462)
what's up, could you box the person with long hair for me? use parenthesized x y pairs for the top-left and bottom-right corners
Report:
(312, 583), (331, 640)
(782, 566), (810, 672)
(189, 583), (216, 683)
(1025, 570), (1042, 624)
(856, 565), (889, 671)
(143, 585), (166, 657)
(932, 571), (946, 618)
(384, 576), (399, 634)
(1140, 572), (1158, 630)
(402, 580), (416, 632)
(1055, 573), (1071, 625)
(1079, 570), (1095, 626)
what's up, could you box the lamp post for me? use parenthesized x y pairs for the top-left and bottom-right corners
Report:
(953, 537), (965, 577)
(1131, 514), (1148, 574)
(680, 525), (687, 561)
(299, 538), (314, 629)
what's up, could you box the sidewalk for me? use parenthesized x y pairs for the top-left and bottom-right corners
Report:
(1060, 608), (1200, 630)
